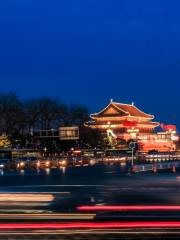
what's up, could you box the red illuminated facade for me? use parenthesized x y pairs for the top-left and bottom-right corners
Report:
(85, 100), (178, 152)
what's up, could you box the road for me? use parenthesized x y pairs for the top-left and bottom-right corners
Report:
(0, 165), (180, 238)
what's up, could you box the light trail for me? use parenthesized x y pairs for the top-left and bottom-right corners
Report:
(0, 194), (54, 202)
(0, 222), (180, 229)
(1, 230), (180, 236)
(0, 214), (96, 220)
(77, 205), (180, 211)
(5, 184), (105, 188)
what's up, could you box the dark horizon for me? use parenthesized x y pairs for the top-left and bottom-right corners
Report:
(0, 1), (180, 126)
(0, 85), (179, 131)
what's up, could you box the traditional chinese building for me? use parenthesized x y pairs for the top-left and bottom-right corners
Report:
(85, 100), (178, 152)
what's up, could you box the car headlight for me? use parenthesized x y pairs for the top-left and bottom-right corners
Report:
(46, 161), (50, 166)
(60, 160), (66, 165)
(20, 162), (24, 167)
(0, 164), (4, 168)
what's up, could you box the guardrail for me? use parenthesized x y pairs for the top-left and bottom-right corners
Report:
(144, 154), (180, 162)
(132, 161), (180, 173)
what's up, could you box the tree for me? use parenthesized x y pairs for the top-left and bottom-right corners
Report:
(24, 98), (40, 134)
(25, 97), (68, 131)
(80, 127), (103, 148)
(0, 135), (11, 148)
(0, 93), (94, 151)
(0, 93), (25, 138)
(67, 104), (89, 126)
(37, 97), (67, 129)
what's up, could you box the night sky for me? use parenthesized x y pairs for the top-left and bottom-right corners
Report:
(0, 1), (180, 127)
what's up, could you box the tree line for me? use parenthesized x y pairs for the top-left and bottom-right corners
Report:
(0, 92), (104, 150)
(0, 92), (89, 138)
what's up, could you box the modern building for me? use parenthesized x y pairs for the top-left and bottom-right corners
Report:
(33, 127), (80, 153)
(85, 100), (178, 152)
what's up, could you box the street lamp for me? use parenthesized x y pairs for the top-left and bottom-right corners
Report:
(43, 147), (47, 157)
(127, 127), (139, 168)
(129, 141), (136, 168)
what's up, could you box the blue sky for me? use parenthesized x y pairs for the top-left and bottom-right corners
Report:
(0, 0), (180, 126)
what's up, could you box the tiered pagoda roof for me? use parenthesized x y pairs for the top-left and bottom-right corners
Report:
(91, 100), (154, 119)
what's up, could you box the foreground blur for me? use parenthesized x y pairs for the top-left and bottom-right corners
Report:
(0, 166), (180, 239)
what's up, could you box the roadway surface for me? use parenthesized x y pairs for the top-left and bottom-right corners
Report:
(0, 165), (179, 239)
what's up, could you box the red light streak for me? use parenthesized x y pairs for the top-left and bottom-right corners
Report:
(77, 205), (180, 211)
(0, 222), (180, 229)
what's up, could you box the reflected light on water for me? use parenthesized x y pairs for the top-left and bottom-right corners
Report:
(61, 167), (66, 175)
(90, 159), (96, 166)
(45, 168), (51, 175)
(20, 170), (25, 175)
